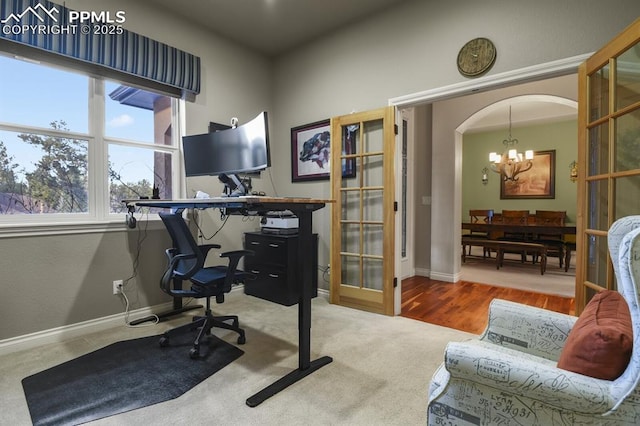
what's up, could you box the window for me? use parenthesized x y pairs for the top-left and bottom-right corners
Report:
(0, 53), (181, 226)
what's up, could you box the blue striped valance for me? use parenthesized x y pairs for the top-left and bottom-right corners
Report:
(0, 0), (200, 98)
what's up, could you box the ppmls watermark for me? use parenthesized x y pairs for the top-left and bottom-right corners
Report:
(1, 4), (126, 36)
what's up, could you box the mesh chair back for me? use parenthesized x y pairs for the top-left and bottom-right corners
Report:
(159, 212), (204, 277)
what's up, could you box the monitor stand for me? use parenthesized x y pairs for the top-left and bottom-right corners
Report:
(219, 173), (251, 197)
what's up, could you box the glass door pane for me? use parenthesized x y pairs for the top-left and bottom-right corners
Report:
(616, 46), (640, 110)
(578, 20), (640, 312)
(330, 107), (395, 315)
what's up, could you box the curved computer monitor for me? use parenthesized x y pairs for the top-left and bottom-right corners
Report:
(182, 111), (270, 178)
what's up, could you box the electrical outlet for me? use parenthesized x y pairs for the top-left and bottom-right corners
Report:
(113, 280), (123, 295)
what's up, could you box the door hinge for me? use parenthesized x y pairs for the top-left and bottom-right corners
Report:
(394, 124), (398, 135)
(394, 201), (398, 212)
(393, 277), (398, 288)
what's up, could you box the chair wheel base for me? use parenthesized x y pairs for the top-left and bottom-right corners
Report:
(237, 335), (246, 345)
(189, 348), (200, 359)
(159, 336), (170, 347)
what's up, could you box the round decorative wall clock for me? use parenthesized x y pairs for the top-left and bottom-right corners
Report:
(457, 37), (497, 77)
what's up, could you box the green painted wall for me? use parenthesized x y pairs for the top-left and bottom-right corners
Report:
(462, 119), (578, 223)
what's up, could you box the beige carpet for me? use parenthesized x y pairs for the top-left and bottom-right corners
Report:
(0, 293), (474, 426)
(461, 247), (575, 298)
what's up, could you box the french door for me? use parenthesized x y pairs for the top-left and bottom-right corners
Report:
(576, 17), (640, 312)
(329, 107), (396, 315)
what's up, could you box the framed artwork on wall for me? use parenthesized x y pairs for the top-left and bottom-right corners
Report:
(500, 149), (556, 199)
(291, 119), (356, 182)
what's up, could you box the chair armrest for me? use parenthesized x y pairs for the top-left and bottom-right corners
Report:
(220, 249), (254, 260)
(198, 243), (222, 258)
(220, 250), (255, 286)
(479, 299), (578, 361)
(444, 340), (616, 415)
(164, 249), (199, 279)
(160, 249), (199, 294)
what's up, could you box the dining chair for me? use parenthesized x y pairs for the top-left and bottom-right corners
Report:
(564, 233), (577, 272)
(461, 209), (494, 257)
(533, 210), (567, 268)
(498, 210), (531, 262)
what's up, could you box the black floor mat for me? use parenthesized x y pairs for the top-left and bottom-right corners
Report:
(22, 332), (244, 425)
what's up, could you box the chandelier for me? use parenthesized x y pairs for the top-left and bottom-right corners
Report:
(488, 106), (534, 182)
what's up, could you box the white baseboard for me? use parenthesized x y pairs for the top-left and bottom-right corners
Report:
(0, 286), (331, 357)
(428, 271), (458, 283)
(414, 267), (430, 277)
(414, 266), (459, 282)
(0, 302), (175, 357)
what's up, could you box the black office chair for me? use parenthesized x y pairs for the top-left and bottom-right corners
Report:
(158, 211), (253, 359)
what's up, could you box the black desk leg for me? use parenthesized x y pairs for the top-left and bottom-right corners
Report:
(246, 209), (333, 407)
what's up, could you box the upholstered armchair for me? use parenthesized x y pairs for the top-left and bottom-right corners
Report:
(427, 215), (640, 425)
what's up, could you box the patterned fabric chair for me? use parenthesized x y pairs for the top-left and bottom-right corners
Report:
(427, 215), (640, 425)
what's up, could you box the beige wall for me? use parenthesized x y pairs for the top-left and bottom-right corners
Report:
(413, 104), (433, 276)
(269, 1), (637, 281)
(2, 0), (640, 341)
(463, 119), (579, 221)
(428, 75), (579, 279)
(0, 0), (272, 341)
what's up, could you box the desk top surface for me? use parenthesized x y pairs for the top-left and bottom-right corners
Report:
(124, 196), (334, 211)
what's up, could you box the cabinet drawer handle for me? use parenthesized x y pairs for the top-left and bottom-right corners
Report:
(268, 273), (280, 278)
(250, 270), (260, 274)
(250, 241), (260, 245)
(268, 243), (280, 248)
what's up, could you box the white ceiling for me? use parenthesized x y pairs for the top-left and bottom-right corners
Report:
(140, 0), (409, 57)
(466, 101), (577, 133)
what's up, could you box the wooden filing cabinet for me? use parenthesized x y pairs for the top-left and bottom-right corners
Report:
(243, 232), (318, 306)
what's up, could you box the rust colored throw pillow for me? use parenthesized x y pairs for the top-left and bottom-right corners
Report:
(557, 290), (633, 380)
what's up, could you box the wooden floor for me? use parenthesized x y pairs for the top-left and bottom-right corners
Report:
(400, 275), (575, 334)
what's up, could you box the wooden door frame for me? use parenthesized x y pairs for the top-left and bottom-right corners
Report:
(575, 17), (640, 313)
(329, 106), (396, 315)
(388, 54), (590, 291)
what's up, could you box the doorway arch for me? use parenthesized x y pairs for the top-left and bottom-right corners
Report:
(456, 95), (578, 288)
(456, 95), (578, 134)
(389, 56), (587, 285)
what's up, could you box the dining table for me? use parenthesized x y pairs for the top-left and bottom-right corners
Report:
(461, 221), (577, 238)
(461, 221), (577, 272)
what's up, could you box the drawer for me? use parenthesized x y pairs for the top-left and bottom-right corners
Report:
(244, 265), (287, 283)
(244, 267), (298, 306)
(243, 231), (318, 307)
(244, 234), (290, 265)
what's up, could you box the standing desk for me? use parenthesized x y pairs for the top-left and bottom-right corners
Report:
(124, 196), (333, 407)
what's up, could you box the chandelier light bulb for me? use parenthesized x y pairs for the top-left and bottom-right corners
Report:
(486, 105), (534, 182)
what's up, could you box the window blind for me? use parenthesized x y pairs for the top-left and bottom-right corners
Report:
(0, 0), (200, 99)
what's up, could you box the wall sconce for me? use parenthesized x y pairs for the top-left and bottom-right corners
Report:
(569, 161), (578, 182)
(482, 167), (489, 185)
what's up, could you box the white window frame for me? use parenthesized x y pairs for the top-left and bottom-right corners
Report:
(0, 56), (185, 237)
